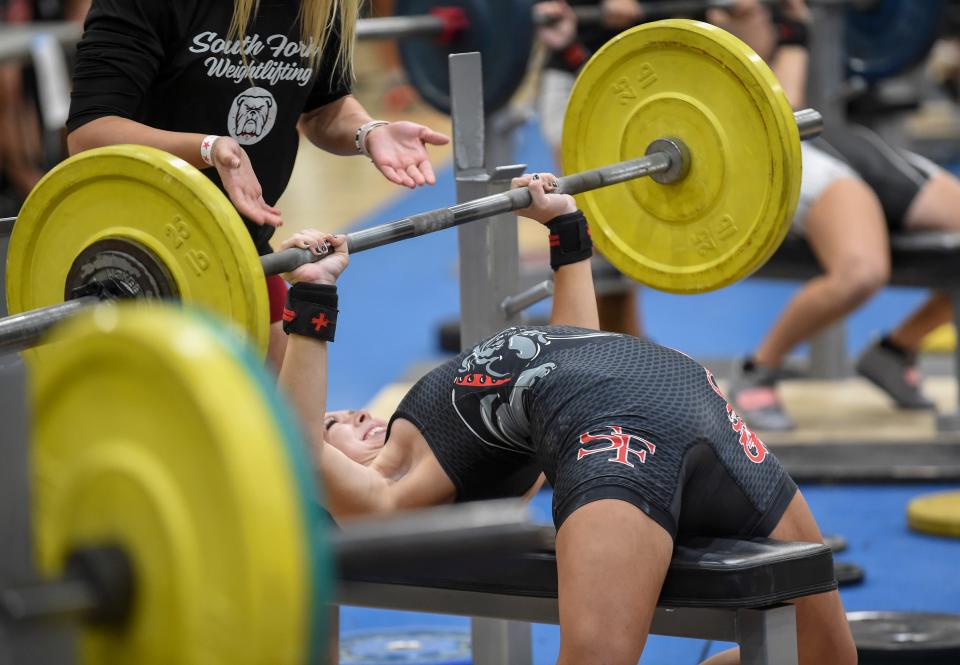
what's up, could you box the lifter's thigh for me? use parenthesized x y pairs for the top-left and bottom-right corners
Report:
(555, 499), (673, 665)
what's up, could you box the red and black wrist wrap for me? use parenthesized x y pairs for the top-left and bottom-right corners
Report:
(282, 283), (338, 342)
(772, 9), (810, 49)
(547, 210), (592, 270)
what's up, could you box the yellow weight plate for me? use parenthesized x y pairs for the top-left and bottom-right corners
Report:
(32, 304), (320, 664)
(563, 20), (802, 294)
(6, 145), (270, 358)
(908, 491), (960, 538)
(922, 324), (956, 354)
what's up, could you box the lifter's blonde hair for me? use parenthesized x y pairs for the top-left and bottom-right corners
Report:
(229, 0), (358, 82)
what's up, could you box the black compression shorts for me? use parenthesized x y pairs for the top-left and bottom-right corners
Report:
(820, 124), (940, 228)
(549, 370), (797, 540)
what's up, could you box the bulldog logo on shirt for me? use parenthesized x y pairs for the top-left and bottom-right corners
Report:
(228, 87), (277, 146)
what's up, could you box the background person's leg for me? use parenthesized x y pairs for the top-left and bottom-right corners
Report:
(734, 178), (889, 429)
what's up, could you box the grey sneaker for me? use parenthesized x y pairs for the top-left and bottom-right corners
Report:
(855, 340), (935, 410)
(729, 362), (795, 431)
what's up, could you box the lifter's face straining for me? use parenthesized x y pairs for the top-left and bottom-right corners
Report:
(324, 410), (388, 464)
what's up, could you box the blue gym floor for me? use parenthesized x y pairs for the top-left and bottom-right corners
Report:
(329, 120), (960, 662)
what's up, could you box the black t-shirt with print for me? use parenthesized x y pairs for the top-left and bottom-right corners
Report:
(67, 0), (351, 253)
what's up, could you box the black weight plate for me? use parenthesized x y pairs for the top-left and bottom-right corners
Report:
(835, 561), (865, 586)
(847, 0), (947, 82)
(824, 534), (848, 554)
(396, 0), (535, 114)
(340, 627), (470, 665)
(849, 612), (960, 664)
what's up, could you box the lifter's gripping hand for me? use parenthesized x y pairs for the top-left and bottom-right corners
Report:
(280, 230), (349, 286)
(512, 172), (578, 224)
(211, 137), (284, 228)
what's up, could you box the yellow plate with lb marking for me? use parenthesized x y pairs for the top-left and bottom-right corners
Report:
(5, 145), (270, 358)
(31, 304), (327, 664)
(563, 20), (802, 294)
(908, 491), (960, 539)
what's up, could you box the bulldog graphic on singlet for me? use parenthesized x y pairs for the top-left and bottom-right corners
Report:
(228, 87), (278, 145)
(452, 328), (616, 453)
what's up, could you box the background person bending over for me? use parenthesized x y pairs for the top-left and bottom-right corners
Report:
(711, 0), (956, 429)
(276, 176), (856, 665)
(65, 0), (449, 368)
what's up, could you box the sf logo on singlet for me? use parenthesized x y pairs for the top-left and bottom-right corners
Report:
(577, 426), (656, 468)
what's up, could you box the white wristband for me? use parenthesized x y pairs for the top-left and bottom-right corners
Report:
(200, 135), (221, 166)
(354, 121), (390, 158)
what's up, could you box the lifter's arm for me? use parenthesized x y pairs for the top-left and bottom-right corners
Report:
(277, 231), (397, 519)
(514, 173), (600, 330)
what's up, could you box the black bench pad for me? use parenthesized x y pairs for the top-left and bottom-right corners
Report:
(340, 530), (836, 610)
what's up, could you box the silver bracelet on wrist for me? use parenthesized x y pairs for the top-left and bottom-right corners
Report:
(354, 120), (390, 158)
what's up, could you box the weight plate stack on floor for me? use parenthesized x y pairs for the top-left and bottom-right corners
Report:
(5, 145), (271, 361)
(849, 611), (960, 665)
(30, 303), (328, 664)
(562, 20), (801, 294)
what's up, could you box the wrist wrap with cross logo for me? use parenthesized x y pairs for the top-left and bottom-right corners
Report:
(282, 283), (338, 342)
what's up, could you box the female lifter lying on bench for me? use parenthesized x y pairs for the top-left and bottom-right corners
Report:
(276, 175), (856, 665)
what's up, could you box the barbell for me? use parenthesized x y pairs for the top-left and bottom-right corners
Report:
(0, 301), (551, 664)
(1, 20), (821, 361)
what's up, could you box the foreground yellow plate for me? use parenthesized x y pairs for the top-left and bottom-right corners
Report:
(31, 304), (326, 664)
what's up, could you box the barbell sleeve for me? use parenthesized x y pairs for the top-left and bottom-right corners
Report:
(263, 108), (823, 276)
(794, 108), (824, 140)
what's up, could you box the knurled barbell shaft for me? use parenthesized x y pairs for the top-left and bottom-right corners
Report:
(262, 108), (822, 275)
(0, 109), (822, 354)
